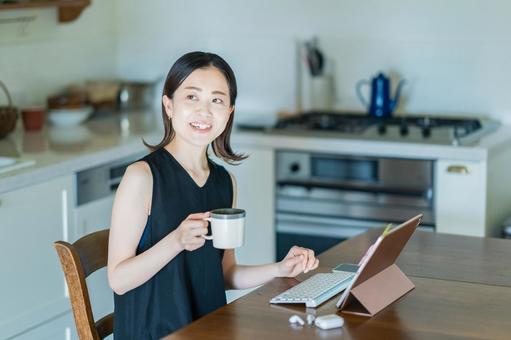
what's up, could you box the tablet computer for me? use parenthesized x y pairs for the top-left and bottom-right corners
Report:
(336, 214), (423, 312)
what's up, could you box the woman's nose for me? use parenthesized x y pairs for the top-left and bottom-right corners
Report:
(195, 100), (212, 115)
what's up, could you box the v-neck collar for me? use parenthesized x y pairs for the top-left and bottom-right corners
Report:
(162, 148), (213, 189)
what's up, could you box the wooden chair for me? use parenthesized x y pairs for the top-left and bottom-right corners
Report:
(54, 229), (114, 340)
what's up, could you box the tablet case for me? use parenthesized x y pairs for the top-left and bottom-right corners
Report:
(339, 214), (421, 316)
(341, 264), (414, 316)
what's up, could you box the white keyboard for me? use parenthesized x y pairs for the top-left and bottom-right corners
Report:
(270, 271), (354, 308)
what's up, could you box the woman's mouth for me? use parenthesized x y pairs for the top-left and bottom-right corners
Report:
(189, 121), (212, 133)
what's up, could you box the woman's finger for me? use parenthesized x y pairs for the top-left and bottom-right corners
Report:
(185, 219), (208, 229)
(187, 212), (210, 220)
(190, 227), (208, 237)
(305, 249), (315, 273)
(300, 248), (309, 271)
(286, 254), (304, 267)
(285, 255), (304, 275)
(312, 258), (319, 270)
(286, 245), (301, 258)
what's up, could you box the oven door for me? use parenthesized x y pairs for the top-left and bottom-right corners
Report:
(275, 212), (384, 261)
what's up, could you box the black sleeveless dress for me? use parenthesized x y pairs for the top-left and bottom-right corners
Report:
(113, 147), (232, 339)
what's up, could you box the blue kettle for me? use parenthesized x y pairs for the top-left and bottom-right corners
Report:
(356, 72), (406, 118)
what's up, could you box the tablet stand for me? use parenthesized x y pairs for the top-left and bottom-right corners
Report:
(341, 264), (415, 316)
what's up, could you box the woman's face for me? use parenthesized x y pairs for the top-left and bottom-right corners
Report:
(163, 66), (234, 147)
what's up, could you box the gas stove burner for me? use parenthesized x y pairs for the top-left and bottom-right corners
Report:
(275, 112), (371, 134)
(270, 111), (493, 146)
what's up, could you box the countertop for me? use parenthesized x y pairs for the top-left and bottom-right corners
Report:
(1, 111), (510, 194)
(0, 112), (163, 193)
(231, 113), (511, 161)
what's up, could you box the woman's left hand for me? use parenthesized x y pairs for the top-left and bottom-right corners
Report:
(276, 246), (319, 278)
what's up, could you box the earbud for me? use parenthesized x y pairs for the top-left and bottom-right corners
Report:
(288, 315), (305, 326)
(306, 314), (315, 325)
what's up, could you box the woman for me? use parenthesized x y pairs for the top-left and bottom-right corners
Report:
(107, 51), (319, 339)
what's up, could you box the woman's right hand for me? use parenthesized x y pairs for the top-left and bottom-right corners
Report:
(173, 212), (210, 251)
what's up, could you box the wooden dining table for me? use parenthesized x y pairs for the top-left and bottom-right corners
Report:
(163, 229), (511, 339)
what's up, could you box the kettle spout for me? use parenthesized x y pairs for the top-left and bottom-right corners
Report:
(390, 79), (406, 112)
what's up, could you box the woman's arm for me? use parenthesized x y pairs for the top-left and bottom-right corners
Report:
(222, 172), (319, 290)
(107, 162), (209, 295)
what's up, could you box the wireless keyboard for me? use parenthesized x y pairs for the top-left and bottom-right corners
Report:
(269, 271), (355, 308)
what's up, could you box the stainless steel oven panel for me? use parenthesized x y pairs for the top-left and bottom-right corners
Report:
(278, 185), (432, 208)
(276, 213), (383, 239)
(378, 158), (432, 191)
(277, 151), (433, 194)
(277, 196), (434, 225)
(276, 151), (310, 181)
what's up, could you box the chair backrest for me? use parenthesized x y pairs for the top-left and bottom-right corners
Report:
(54, 229), (113, 340)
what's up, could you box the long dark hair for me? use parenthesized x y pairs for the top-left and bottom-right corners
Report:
(144, 51), (247, 164)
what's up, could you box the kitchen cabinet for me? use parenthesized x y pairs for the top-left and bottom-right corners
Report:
(74, 195), (115, 326)
(210, 146), (275, 302)
(435, 160), (486, 237)
(11, 311), (77, 340)
(72, 152), (146, 322)
(211, 146), (275, 264)
(0, 0), (90, 23)
(0, 176), (75, 339)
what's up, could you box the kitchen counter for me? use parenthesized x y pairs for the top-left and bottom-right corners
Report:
(2, 111), (511, 194)
(0, 112), (163, 193)
(231, 113), (511, 161)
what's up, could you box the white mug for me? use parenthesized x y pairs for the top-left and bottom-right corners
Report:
(202, 208), (246, 249)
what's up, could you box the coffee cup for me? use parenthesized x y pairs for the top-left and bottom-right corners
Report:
(202, 208), (246, 249)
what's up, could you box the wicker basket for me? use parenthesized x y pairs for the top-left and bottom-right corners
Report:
(0, 80), (18, 138)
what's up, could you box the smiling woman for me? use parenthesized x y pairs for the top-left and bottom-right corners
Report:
(107, 51), (319, 339)
(144, 52), (246, 164)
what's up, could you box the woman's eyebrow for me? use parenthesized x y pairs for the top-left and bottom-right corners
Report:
(184, 86), (202, 91)
(184, 86), (227, 96)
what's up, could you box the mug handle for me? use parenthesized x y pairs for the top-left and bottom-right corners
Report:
(202, 217), (213, 240)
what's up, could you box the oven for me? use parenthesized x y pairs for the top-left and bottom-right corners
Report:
(275, 150), (435, 260)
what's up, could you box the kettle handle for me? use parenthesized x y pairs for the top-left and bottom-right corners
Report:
(390, 79), (407, 112)
(356, 79), (370, 108)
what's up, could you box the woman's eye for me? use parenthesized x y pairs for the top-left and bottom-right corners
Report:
(186, 94), (197, 100)
(213, 98), (224, 104)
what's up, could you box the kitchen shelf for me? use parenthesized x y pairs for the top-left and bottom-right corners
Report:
(0, 0), (91, 23)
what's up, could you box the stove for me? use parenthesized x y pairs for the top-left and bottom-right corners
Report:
(238, 111), (499, 146)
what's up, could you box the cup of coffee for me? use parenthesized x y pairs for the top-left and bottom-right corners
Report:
(202, 208), (246, 249)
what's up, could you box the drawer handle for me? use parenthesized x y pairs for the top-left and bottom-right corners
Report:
(447, 165), (469, 174)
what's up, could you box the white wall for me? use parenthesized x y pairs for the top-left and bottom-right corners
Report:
(1, 1), (510, 122)
(115, 0), (511, 121)
(0, 0), (117, 106)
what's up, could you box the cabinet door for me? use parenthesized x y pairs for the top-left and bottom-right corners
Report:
(210, 146), (275, 264)
(74, 195), (115, 329)
(0, 176), (75, 339)
(74, 194), (114, 237)
(435, 160), (486, 237)
(11, 311), (77, 340)
(210, 146), (275, 303)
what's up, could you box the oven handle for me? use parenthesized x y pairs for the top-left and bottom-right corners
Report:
(276, 213), (384, 239)
(277, 180), (428, 197)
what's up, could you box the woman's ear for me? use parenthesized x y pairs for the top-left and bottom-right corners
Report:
(162, 95), (174, 119)
(229, 105), (235, 116)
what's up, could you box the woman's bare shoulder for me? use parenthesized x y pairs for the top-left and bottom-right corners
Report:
(115, 161), (153, 215)
(118, 161), (152, 197)
(125, 160), (151, 179)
